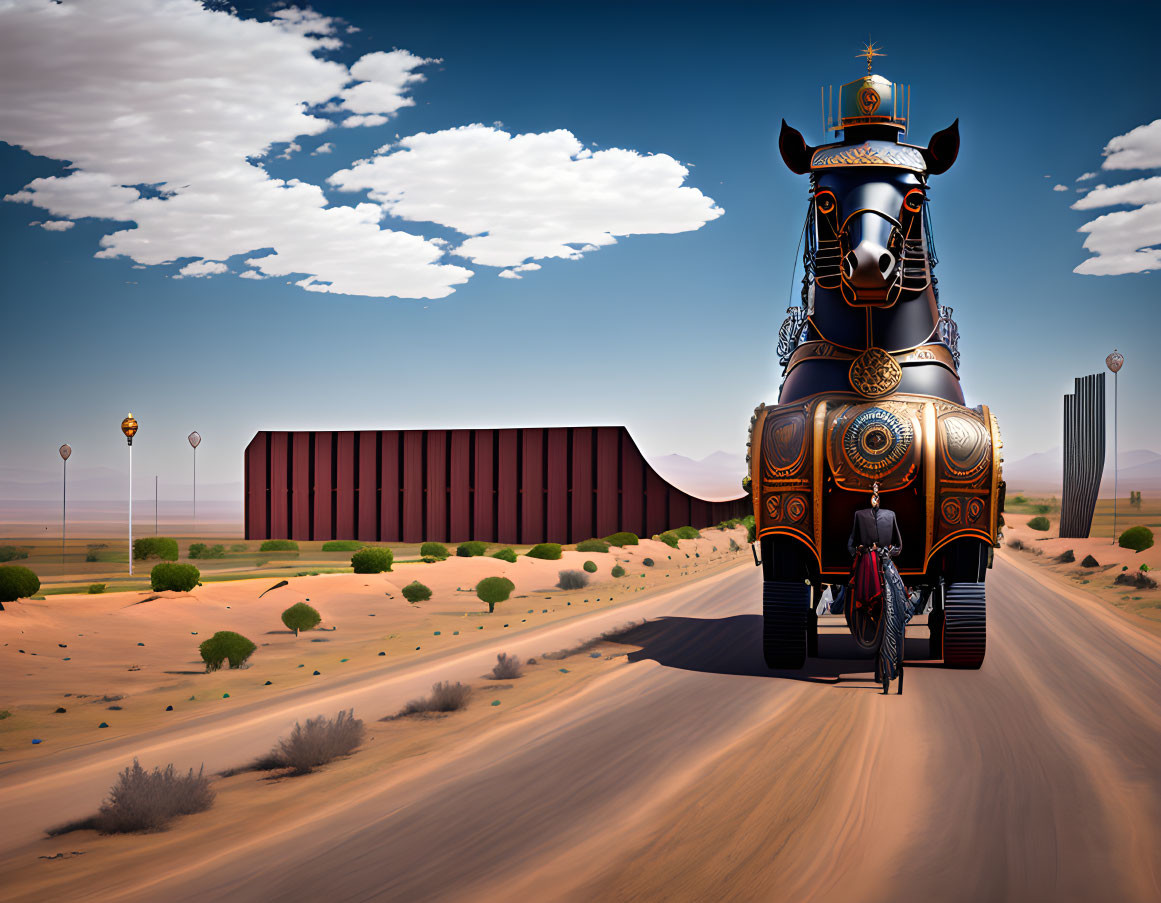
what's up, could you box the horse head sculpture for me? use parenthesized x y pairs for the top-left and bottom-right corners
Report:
(776, 71), (964, 407)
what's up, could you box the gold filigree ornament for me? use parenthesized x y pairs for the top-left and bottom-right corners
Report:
(848, 347), (902, 398)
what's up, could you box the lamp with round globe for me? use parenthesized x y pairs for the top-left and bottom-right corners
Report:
(121, 414), (138, 574)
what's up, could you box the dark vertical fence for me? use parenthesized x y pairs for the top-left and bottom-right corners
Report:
(1060, 373), (1106, 539)
(245, 426), (750, 542)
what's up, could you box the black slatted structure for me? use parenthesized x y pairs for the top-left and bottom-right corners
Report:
(1060, 373), (1105, 539)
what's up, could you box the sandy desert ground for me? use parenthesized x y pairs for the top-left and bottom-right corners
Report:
(1, 527), (1159, 902)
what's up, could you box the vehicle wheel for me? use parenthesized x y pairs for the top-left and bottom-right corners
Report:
(763, 580), (810, 669)
(943, 581), (985, 668)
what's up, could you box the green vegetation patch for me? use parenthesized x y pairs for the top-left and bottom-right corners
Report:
(1027, 516), (1050, 532)
(491, 548), (517, 563)
(0, 546), (29, 562)
(526, 543), (562, 560)
(603, 532), (639, 547)
(457, 541), (488, 557)
(199, 631), (256, 671)
(476, 576), (515, 612)
(133, 537), (178, 561)
(0, 565), (41, 605)
(1119, 525), (1154, 552)
(259, 539), (299, 552)
(576, 539), (609, 553)
(582, 560), (598, 573)
(151, 562), (200, 592)
(321, 540), (364, 552)
(281, 602), (321, 636)
(188, 543), (226, 559)
(351, 547), (393, 573)
(402, 580), (432, 603)
(419, 542), (450, 560)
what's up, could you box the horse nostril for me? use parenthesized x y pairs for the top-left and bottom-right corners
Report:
(879, 253), (893, 274)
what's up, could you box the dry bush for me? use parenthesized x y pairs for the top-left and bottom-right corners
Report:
(66, 759), (215, 834)
(396, 681), (471, 716)
(543, 621), (643, 660)
(1006, 538), (1025, 550)
(271, 710), (365, 775)
(557, 569), (589, 590)
(491, 652), (523, 680)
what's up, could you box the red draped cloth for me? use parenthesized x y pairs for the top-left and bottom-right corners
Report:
(851, 548), (882, 608)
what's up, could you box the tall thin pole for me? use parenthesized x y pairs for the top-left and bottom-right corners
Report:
(193, 445), (197, 526)
(1112, 369), (1118, 544)
(129, 443), (133, 576)
(62, 456), (67, 565)
(155, 474), (159, 534)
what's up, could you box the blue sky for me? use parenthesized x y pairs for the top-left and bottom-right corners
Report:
(0, 0), (1158, 501)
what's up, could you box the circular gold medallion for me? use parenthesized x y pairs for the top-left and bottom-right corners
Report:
(848, 347), (902, 398)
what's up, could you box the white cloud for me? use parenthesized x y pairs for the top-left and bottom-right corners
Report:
(339, 50), (437, 117)
(312, 142), (334, 155)
(498, 269), (521, 279)
(330, 124), (723, 269)
(1052, 184), (1068, 192)
(39, 219), (75, 231)
(342, 114), (389, 128)
(278, 141), (302, 160)
(1071, 119), (1161, 275)
(1076, 172), (1097, 181)
(498, 261), (542, 279)
(178, 259), (228, 277)
(238, 269), (266, 279)
(0, 0), (469, 299)
(1101, 118), (1161, 171)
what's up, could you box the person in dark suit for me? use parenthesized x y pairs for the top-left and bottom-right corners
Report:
(847, 482), (911, 695)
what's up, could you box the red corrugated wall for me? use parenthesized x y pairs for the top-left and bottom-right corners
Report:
(245, 426), (749, 542)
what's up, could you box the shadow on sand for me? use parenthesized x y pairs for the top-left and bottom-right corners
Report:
(604, 615), (934, 685)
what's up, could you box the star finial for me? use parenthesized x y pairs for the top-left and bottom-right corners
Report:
(857, 41), (886, 74)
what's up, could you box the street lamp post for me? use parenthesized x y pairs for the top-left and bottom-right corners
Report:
(1106, 350), (1124, 544)
(122, 414), (138, 574)
(188, 431), (201, 528)
(59, 444), (71, 565)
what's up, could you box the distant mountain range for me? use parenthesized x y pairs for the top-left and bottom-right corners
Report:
(650, 451), (747, 501)
(1003, 448), (1161, 495)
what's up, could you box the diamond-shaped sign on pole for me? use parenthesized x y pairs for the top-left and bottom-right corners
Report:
(188, 431), (201, 448)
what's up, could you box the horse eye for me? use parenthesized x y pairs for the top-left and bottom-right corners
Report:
(816, 194), (835, 214)
(903, 192), (924, 213)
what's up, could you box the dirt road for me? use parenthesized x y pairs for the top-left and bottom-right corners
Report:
(3, 552), (1159, 902)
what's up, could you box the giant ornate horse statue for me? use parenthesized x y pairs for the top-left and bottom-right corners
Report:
(748, 61), (1004, 672)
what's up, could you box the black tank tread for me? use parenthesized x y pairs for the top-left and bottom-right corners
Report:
(763, 580), (810, 669)
(943, 581), (986, 669)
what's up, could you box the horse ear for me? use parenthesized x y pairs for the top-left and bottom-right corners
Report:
(922, 119), (960, 175)
(779, 120), (815, 175)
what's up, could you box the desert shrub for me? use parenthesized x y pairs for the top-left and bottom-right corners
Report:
(603, 532), (639, 547)
(557, 569), (589, 590)
(491, 547), (517, 563)
(419, 541), (449, 560)
(1115, 571), (1157, 590)
(526, 543), (562, 560)
(611, 565), (626, 578)
(399, 681), (471, 715)
(88, 583), (106, 594)
(229, 543), (248, 553)
(351, 547), (393, 573)
(576, 539), (609, 553)
(729, 538), (741, 552)
(133, 536), (178, 561)
(742, 515), (756, 543)
(1007, 538), (1025, 550)
(85, 550), (99, 562)
(0, 546), (28, 562)
(457, 541), (488, 557)
(0, 565), (40, 606)
(259, 539), (299, 552)
(491, 652), (523, 680)
(402, 580), (432, 603)
(188, 543), (226, 559)
(321, 540), (363, 552)
(1056, 549), (1075, 563)
(89, 759), (214, 834)
(1143, 564), (1151, 572)
(656, 532), (680, 548)
(643, 558), (655, 567)
(476, 576), (515, 612)
(672, 526), (700, 540)
(271, 710), (365, 774)
(150, 562), (200, 592)
(1027, 516), (1050, 532)
(1119, 526), (1154, 552)
(1080, 554), (1101, 568)
(582, 560), (598, 573)
(281, 602), (321, 635)
(199, 631), (256, 670)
